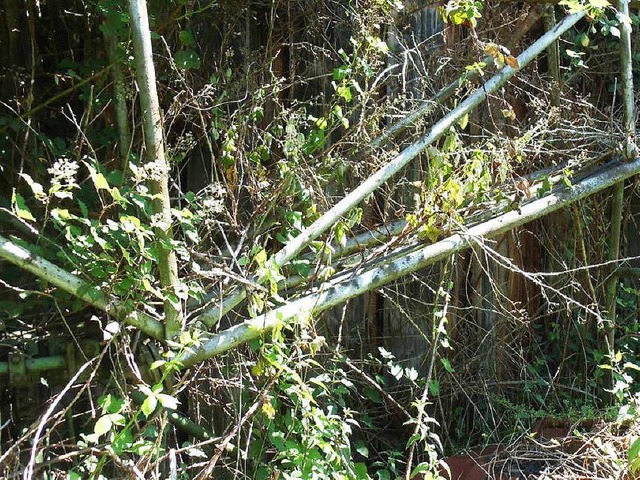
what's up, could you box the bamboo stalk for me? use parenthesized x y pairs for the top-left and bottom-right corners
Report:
(604, 182), (623, 355)
(194, 11), (586, 326)
(176, 157), (640, 368)
(543, 6), (562, 106)
(190, 162), (573, 317)
(0, 356), (66, 375)
(0, 234), (164, 339)
(105, 32), (132, 172)
(603, 0), (636, 387)
(129, 0), (183, 339)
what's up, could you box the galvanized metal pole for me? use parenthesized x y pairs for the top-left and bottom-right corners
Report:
(177, 157), (640, 368)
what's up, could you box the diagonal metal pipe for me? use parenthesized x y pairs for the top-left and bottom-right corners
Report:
(176, 157), (640, 368)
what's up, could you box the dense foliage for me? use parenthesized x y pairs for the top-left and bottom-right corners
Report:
(2, 0), (640, 479)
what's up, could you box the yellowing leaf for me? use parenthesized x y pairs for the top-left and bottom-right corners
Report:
(252, 360), (265, 377)
(504, 55), (519, 69)
(559, 0), (585, 13)
(484, 42), (518, 69)
(254, 249), (267, 267)
(261, 399), (276, 420)
(457, 113), (469, 129)
(94, 173), (109, 189)
(502, 108), (516, 121)
(86, 164), (110, 191)
(577, 33), (590, 48)
(483, 43), (501, 57)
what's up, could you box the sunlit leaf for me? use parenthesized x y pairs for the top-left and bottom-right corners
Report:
(11, 191), (35, 222)
(141, 394), (158, 417)
(157, 393), (179, 410)
(94, 415), (113, 438)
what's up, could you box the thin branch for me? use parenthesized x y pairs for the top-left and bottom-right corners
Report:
(23, 355), (100, 480)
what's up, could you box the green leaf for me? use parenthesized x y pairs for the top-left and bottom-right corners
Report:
(333, 65), (350, 81)
(376, 470), (390, 480)
(175, 49), (201, 70)
(389, 363), (403, 380)
(628, 437), (640, 461)
(99, 394), (126, 414)
(139, 384), (153, 397)
(19, 173), (46, 202)
(112, 427), (134, 455)
(354, 462), (369, 478)
(335, 221), (347, 248)
(11, 190), (35, 222)
(94, 415), (113, 438)
(355, 440), (369, 458)
(405, 367), (419, 382)
(577, 33), (590, 48)
(410, 463), (433, 479)
(304, 128), (325, 154)
(179, 30), (197, 48)
(441, 357), (455, 373)
(443, 130), (458, 152)
(428, 380), (440, 396)
(457, 113), (469, 129)
(378, 347), (394, 360)
(365, 388), (383, 404)
(110, 413), (126, 426)
(406, 433), (421, 449)
(141, 394), (158, 417)
(185, 445), (208, 458)
(150, 360), (166, 370)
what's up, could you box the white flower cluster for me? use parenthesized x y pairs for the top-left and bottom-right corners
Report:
(150, 212), (171, 232)
(48, 157), (79, 188)
(141, 159), (170, 181)
(200, 182), (226, 217)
